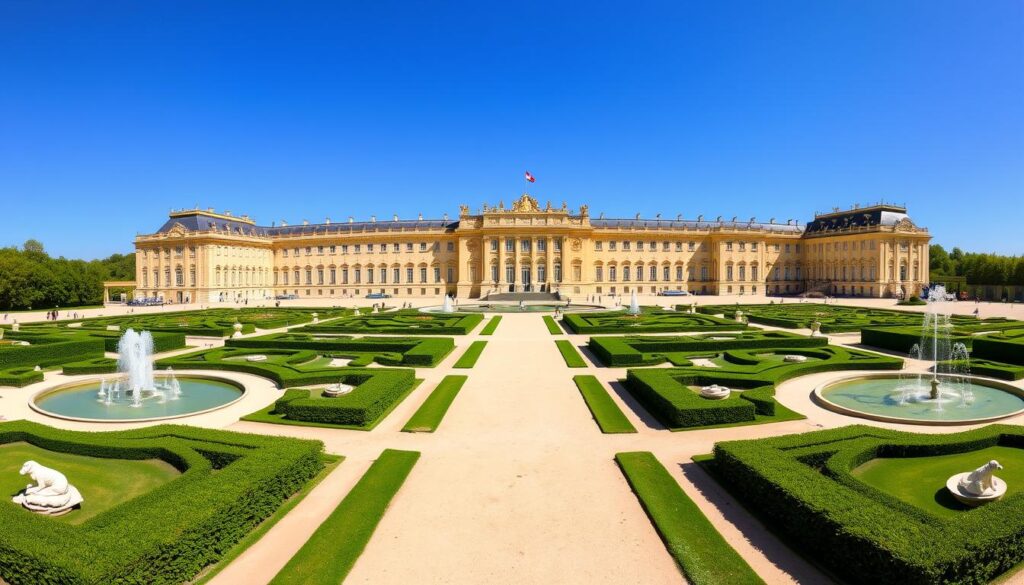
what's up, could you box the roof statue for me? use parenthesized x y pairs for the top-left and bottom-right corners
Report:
(511, 194), (541, 213)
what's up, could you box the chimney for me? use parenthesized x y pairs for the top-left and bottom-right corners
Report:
(676, 214), (682, 221)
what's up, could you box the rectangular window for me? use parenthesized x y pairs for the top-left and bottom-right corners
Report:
(406, 242), (413, 252)
(330, 269), (337, 284)
(491, 239), (498, 251)
(447, 242), (455, 252)
(609, 266), (617, 281)
(367, 269), (374, 284)
(420, 242), (427, 252)
(595, 241), (603, 251)
(726, 265), (734, 281)
(662, 266), (669, 281)
(317, 246), (324, 255)
(739, 242), (746, 251)
(306, 247), (312, 256)
(433, 267), (441, 283)
(675, 242), (682, 252)
(752, 266), (759, 281)
(329, 245), (336, 254)
(342, 269), (349, 284)
(354, 269), (361, 284)
(688, 241), (696, 252)
(491, 265), (499, 282)
(420, 267), (427, 283)
(393, 243), (400, 252)
(650, 266), (657, 281)
(368, 244), (374, 253)
(520, 239), (530, 253)
(317, 269), (324, 285)
(305, 269), (312, 285)
(554, 239), (562, 252)
(595, 267), (604, 282)
(394, 268), (401, 283)
(380, 268), (387, 283)
(701, 266), (708, 281)
(406, 267), (413, 282)
(726, 242), (733, 251)
(354, 245), (361, 254)
(609, 241), (617, 251)
(751, 242), (758, 251)
(447, 267), (454, 282)
(283, 249), (289, 257)
(676, 266), (683, 281)
(623, 267), (631, 281)
(623, 242), (631, 251)
(537, 239), (546, 252)
(739, 266), (746, 281)
(505, 239), (515, 252)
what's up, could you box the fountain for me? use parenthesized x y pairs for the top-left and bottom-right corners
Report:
(815, 286), (1024, 424)
(627, 291), (641, 316)
(95, 330), (184, 407)
(441, 295), (454, 313)
(700, 384), (731, 400)
(323, 379), (354, 397)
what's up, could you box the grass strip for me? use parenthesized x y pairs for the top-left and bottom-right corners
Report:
(480, 316), (502, 335)
(543, 315), (563, 335)
(401, 375), (468, 432)
(194, 454), (344, 585)
(555, 339), (588, 368)
(270, 449), (421, 585)
(615, 451), (764, 585)
(573, 375), (636, 433)
(453, 341), (487, 368)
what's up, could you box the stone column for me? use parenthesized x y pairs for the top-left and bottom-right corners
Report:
(497, 236), (506, 291)
(512, 237), (519, 292)
(546, 236), (554, 292)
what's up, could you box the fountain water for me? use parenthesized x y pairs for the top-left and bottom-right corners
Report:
(627, 291), (641, 316)
(894, 285), (974, 408)
(98, 329), (183, 407)
(441, 295), (454, 313)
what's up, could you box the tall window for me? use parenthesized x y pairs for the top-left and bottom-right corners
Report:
(609, 266), (617, 281)
(595, 267), (604, 282)
(446, 267), (454, 283)
(726, 265), (734, 281)
(555, 264), (562, 282)
(434, 267), (441, 283)
(491, 265), (499, 282)
(420, 267), (427, 283)
(505, 238), (514, 252)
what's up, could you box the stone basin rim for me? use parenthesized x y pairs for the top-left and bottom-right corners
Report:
(28, 373), (248, 423)
(812, 371), (1024, 426)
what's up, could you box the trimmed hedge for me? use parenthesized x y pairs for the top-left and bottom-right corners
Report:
(589, 331), (827, 367)
(573, 375), (636, 433)
(0, 420), (323, 585)
(564, 309), (744, 334)
(973, 334), (1024, 366)
(402, 375), (468, 432)
(301, 310), (483, 335)
(62, 357), (119, 375)
(269, 369), (417, 427)
(623, 345), (902, 428)
(226, 332), (454, 367)
(711, 424), (1024, 584)
(543, 315), (562, 335)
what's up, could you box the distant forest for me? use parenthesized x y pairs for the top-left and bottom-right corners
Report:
(930, 244), (1024, 287)
(0, 240), (134, 311)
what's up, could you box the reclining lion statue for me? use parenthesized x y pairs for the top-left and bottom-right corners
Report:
(11, 460), (84, 515)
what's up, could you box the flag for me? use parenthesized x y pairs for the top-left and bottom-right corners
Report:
(524, 171), (536, 183)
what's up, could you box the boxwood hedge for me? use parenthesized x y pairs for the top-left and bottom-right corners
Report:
(589, 331), (828, 367)
(301, 310), (483, 335)
(268, 369), (417, 427)
(711, 424), (1024, 584)
(0, 420), (323, 585)
(225, 332), (454, 367)
(563, 309), (744, 334)
(623, 345), (901, 428)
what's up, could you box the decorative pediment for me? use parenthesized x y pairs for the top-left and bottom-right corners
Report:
(511, 194), (541, 212)
(893, 217), (917, 232)
(166, 223), (189, 236)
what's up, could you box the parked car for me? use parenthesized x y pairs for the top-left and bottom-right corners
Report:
(365, 292), (392, 299)
(658, 290), (690, 296)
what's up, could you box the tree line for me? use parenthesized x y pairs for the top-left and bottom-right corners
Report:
(930, 244), (1024, 286)
(0, 240), (135, 311)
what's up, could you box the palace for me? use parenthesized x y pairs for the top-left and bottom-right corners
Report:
(130, 194), (931, 303)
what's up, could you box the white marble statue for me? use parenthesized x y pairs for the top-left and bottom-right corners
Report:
(960, 460), (1003, 496)
(11, 461), (84, 515)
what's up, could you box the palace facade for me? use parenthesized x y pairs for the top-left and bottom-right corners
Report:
(131, 194), (931, 303)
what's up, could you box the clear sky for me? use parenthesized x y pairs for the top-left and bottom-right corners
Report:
(1, 1), (1021, 259)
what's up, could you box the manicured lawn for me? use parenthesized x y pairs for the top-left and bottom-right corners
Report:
(853, 445), (1024, 518)
(0, 442), (180, 524)
(615, 451), (763, 585)
(402, 375), (468, 432)
(270, 449), (420, 585)
(480, 316), (502, 335)
(543, 315), (562, 335)
(453, 341), (488, 368)
(555, 339), (587, 368)
(193, 454), (344, 585)
(573, 376), (636, 433)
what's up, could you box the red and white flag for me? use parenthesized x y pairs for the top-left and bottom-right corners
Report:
(524, 171), (536, 183)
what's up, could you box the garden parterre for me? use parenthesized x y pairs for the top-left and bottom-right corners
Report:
(301, 309), (483, 335)
(562, 308), (745, 334)
(710, 424), (1024, 584)
(0, 420), (323, 585)
(624, 344), (902, 428)
(589, 330), (828, 367)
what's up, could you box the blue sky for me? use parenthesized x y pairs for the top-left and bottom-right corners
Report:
(1, 1), (1021, 258)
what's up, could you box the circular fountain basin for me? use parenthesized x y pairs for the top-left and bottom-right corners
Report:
(31, 375), (245, 422)
(814, 373), (1024, 425)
